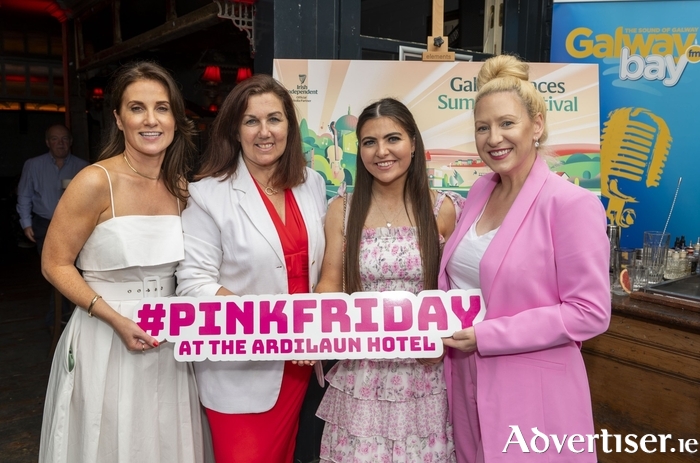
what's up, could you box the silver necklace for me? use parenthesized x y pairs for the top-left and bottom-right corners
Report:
(123, 153), (159, 180)
(372, 193), (403, 228)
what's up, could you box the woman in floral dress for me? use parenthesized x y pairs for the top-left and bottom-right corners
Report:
(315, 98), (462, 462)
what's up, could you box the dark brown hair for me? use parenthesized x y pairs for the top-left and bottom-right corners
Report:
(195, 74), (306, 189)
(345, 98), (440, 293)
(99, 61), (195, 201)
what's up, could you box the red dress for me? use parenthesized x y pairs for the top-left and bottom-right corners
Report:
(206, 186), (313, 463)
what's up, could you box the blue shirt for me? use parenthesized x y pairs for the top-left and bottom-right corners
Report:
(16, 152), (89, 229)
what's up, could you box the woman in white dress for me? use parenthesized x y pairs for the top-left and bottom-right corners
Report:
(39, 61), (207, 462)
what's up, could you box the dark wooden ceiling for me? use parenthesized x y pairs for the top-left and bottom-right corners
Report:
(0, 0), (71, 21)
(1, 0), (253, 117)
(0, 1), (253, 73)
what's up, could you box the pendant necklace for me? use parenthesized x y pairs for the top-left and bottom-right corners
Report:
(372, 193), (403, 228)
(123, 153), (159, 180)
(252, 176), (279, 196)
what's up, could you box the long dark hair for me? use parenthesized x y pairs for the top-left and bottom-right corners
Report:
(345, 98), (440, 293)
(195, 74), (306, 189)
(99, 61), (195, 202)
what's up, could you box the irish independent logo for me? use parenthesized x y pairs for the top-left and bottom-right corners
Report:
(289, 73), (318, 100)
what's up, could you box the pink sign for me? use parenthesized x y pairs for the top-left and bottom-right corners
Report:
(132, 289), (484, 362)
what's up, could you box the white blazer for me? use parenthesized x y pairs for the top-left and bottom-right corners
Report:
(176, 159), (327, 413)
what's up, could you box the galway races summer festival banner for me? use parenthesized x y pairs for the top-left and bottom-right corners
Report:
(273, 59), (601, 199)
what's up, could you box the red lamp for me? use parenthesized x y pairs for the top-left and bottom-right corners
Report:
(201, 66), (223, 85)
(90, 87), (104, 100)
(234, 0), (258, 4)
(236, 67), (253, 83)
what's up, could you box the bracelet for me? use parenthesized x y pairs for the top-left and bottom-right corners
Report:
(87, 294), (102, 317)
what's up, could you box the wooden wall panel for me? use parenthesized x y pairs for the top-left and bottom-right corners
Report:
(584, 311), (700, 462)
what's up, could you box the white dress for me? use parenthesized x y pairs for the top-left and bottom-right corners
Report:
(39, 165), (207, 463)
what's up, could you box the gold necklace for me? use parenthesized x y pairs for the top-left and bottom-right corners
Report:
(123, 153), (159, 180)
(252, 176), (279, 196)
(372, 192), (404, 228)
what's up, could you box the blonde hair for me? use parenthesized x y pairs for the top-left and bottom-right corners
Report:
(475, 55), (548, 146)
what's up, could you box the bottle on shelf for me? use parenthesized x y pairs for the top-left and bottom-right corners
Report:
(664, 250), (693, 279)
(680, 250), (691, 277)
(606, 225), (620, 277)
(686, 244), (697, 274)
(673, 237), (681, 250)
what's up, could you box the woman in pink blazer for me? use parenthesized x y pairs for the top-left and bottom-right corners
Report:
(439, 55), (611, 462)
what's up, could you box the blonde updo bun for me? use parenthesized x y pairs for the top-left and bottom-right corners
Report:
(477, 54), (529, 88)
(475, 54), (548, 146)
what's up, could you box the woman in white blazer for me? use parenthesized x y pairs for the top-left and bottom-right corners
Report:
(176, 74), (327, 463)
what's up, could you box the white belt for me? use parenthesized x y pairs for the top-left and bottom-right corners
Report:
(87, 276), (176, 300)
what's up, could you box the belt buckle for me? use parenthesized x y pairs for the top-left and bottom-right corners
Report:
(143, 276), (162, 297)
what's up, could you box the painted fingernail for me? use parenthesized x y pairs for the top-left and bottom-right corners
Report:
(153, 340), (159, 347)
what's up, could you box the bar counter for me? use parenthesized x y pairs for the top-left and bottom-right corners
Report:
(583, 293), (700, 462)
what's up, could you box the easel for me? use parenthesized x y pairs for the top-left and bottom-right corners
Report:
(422, 0), (455, 62)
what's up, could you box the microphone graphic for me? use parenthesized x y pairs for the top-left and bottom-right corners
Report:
(601, 107), (672, 227)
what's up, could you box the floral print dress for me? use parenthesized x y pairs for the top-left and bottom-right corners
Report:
(316, 191), (463, 463)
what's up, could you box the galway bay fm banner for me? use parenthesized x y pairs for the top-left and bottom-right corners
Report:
(551, 0), (700, 248)
(272, 59), (601, 198)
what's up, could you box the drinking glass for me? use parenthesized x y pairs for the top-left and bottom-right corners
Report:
(611, 248), (635, 295)
(642, 231), (670, 285)
(627, 262), (648, 291)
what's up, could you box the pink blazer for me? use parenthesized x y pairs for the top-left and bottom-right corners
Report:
(438, 158), (611, 461)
